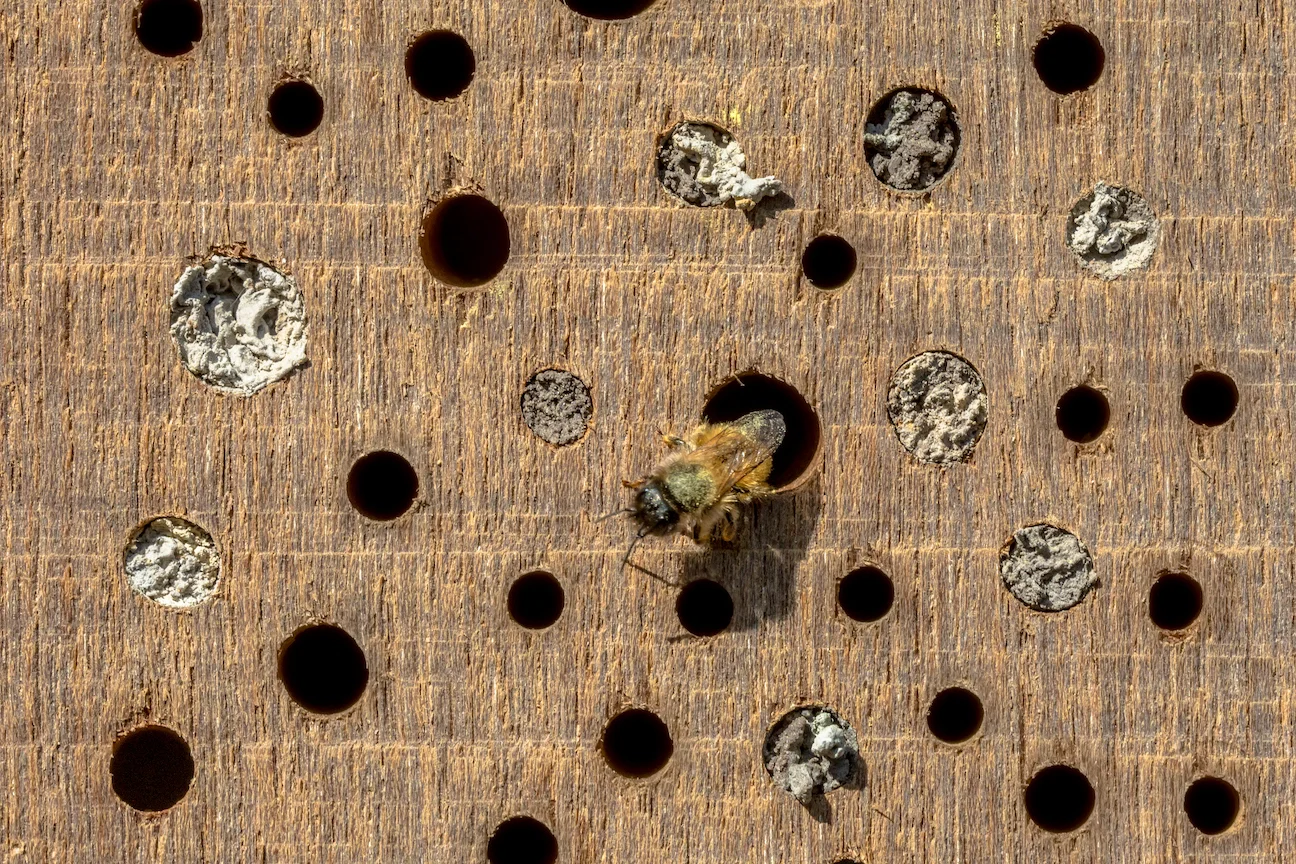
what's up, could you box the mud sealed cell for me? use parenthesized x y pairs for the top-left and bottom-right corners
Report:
(926, 687), (984, 744)
(520, 369), (592, 446)
(863, 88), (960, 192)
(1181, 370), (1238, 426)
(886, 351), (987, 464)
(419, 194), (510, 287)
(123, 517), (220, 609)
(487, 816), (559, 864)
(656, 121), (783, 210)
(1148, 572), (1203, 631)
(600, 709), (673, 778)
(703, 373), (820, 489)
(1183, 777), (1241, 835)
(110, 725), (195, 812)
(135, 0), (202, 57)
(278, 623), (369, 714)
(268, 80), (324, 137)
(1066, 183), (1159, 278)
(837, 566), (894, 622)
(561, 0), (656, 19)
(507, 570), (565, 630)
(1024, 764), (1095, 832)
(405, 30), (475, 101)
(1000, 523), (1097, 612)
(763, 706), (861, 804)
(801, 234), (857, 289)
(1033, 24), (1105, 94)
(347, 450), (419, 521)
(1056, 385), (1110, 443)
(675, 578), (734, 636)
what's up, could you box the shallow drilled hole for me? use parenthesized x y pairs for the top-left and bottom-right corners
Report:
(676, 579), (733, 637)
(601, 709), (673, 778)
(560, 0), (657, 20)
(507, 570), (565, 630)
(1033, 24), (1105, 94)
(837, 566), (894, 622)
(347, 450), (418, 521)
(1181, 370), (1238, 427)
(278, 623), (369, 714)
(487, 816), (558, 864)
(702, 373), (820, 489)
(1056, 385), (1110, 443)
(405, 30), (475, 101)
(1024, 764), (1095, 832)
(419, 194), (510, 287)
(268, 80), (324, 137)
(1184, 776), (1240, 835)
(135, 0), (202, 57)
(801, 234), (857, 289)
(1148, 572), (1203, 631)
(926, 687), (984, 744)
(110, 725), (195, 812)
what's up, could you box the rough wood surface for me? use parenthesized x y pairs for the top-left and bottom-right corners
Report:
(2, 0), (1293, 861)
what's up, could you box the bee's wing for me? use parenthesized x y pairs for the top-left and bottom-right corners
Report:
(699, 410), (786, 497)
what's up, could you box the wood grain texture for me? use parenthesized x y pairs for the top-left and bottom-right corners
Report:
(2, 0), (1294, 860)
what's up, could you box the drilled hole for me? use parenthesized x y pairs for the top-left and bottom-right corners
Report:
(110, 725), (195, 812)
(560, 0), (657, 21)
(268, 80), (324, 138)
(405, 30), (475, 101)
(702, 373), (820, 489)
(1024, 764), (1095, 832)
(521, 369), (592, 446)
(1033, 24), (1105, 94)
(676, 579), (733, 636)
(1184, 776), (1240, 835)
(801, 234), (857, 289)
(863, 88), (960, 191)
(887, 351), (987, 464)
(926, 687), (984, 744)
(278, 623), (369, 714)
(837, 566), (894, 623)
(347, 450), (418, 521)
(1181, 370), (1238, 427)
(135, 0), (202, 57)
(1056, 385), (1110, 443)
(419, 194), (510, 287)
(487, 816), (558, 864)
(1148, 572), (1203, 631)
(507, 571), (565, 630)
(600, 709), (673, 778)
(764, 706), (861, 802)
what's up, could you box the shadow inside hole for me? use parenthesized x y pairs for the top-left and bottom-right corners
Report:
(838, 565), (894, 622)
(561, 0), (657, 20)
(419, 194), (510, 287)
(1148, 572), (1203, 631)
(1181, 370), (1238, 427)
(702, 372), (821, 489)
(405, 30), (475, 101)
(744, 190), (796, 229)
(278, 623), (369, 714)
(110, 725), (195, 812)
(1033, 23), (1105, 94)
(135, 0), (203, 57)
(1184, 776), (1241, 835)
(1055, 385), (1110, 443)
(675, 578), (733, 636)
(1024, 764), (1095, 832)
(802, 234), (857, 289)
(926, 687), (984, 743)
(507, 570), (565, 630)
(347, 450), (419, 521)
(268, 80), (324, 137)
(600, 708), (673, 778)
(487, 816), (559, 864)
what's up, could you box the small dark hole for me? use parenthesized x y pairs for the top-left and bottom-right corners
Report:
(405, 30), (475, 101)
(1184, 776), (1240, 835)
(487, 816), (559, 864)
(419, 194), (510, 287)
(601, 708), (673, 778)
(135, 0), (203, 57)
(926, 687), (984, 744)
(676, 579), (733, 637)
(347, 450), (419, 521)
(507, 571), (565, 630)
(1181, 370), (1238, 427)
(802, 234), (857, 289)
(561, 0), (657, 20)
(837, 566), (894, 623)
(1055, 385), (1110, 443)
(1024, 764), (1095, 832)
(1148, 572), (1203, 631)
(110, 725), (195, 812)
(278, 623), (369, 714)
(1033, 24), (1105, 94)
(702, 373), (820, 489)
(268, 80), (324, 138)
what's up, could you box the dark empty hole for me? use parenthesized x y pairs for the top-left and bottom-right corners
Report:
(268, 80), (324, 138)
(1148, 572), (1203, 631)
(135, 0), (203, 57)
(347, 450), (419, 521)
(110, 725), (195, 812)
(1184, 776), (1240, 835)
(507, 570), (565, 630)
(702, 373), (820, 489)
(837, 566), (894, 623)
(1181, 370), (1238, 427)
(419, 194), (510, 287)
(802, 234), (857, 289)
(560, 0), (657, 20)
(1033, 24), (1105, 94)
(926, 687), (984, 744)
(405, 30), (475, 101)
(278, 623), (369, 714)
(1056, 385), (1110, 443)
(487, 816), (558, 864)
(676, 579), (733, 637)
(601, 708), (673, 778)
(1024, 764), (1095, 832)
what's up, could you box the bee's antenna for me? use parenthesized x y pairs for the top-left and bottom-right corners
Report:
(593, 507), (634, 524)
(620, 527), (677, 586)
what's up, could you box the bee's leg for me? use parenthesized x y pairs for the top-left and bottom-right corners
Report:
(717, 508), (739, 544)
(659, 430), (687, 449)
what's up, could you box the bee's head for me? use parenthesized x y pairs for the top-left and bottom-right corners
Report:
(632, 481), (680, 533)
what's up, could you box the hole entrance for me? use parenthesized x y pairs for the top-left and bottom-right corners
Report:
(1181, 370), (1238, 427)
(135, 0), (203, 57)
(507, 571), (565, 630)
(702, 372), (821, 489)
(926, 687), (984, 744)
(520, 369), (593, 446)
(1184, 776), (1240, 835)
(837, 566), (894, 622)
(110, 725), (195, 812)
(1148, 572), (1203, 631)
(419, 194), (510, 287)
(1033, 24), (1105, 94)
(268, 80), (324, 138)
(675, 579), (734, 637)
(487, 816), (559, 864)
(1024, 764), (1095, 832)
(347, 450), (419, 521)
(600, 709), (673, 778)
(405, 30), (475, 101)
(560, 0), (657, 20)
(863, 88), (961, 191)
(278, 623), (369, 714)
(1055, 385), (1110, 443)
(802, 234), (857, 289)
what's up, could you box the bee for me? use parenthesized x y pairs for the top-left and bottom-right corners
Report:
(624, 408), (786, 546)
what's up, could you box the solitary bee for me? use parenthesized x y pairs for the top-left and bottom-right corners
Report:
(625, 409), (786, 546)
